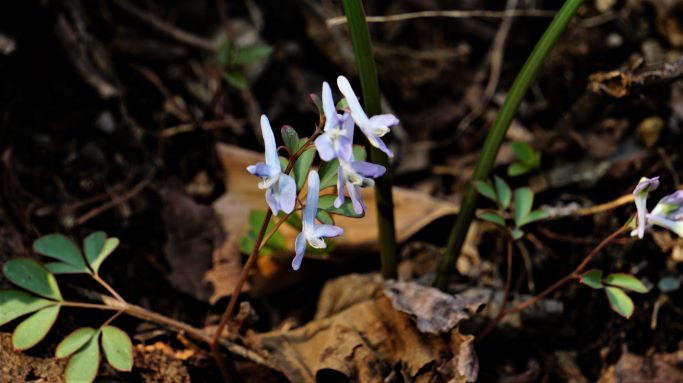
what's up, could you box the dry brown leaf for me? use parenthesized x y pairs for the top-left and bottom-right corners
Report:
(249, 291), (477, 383)
(597, 348), (683, 383)
(383, 280), (479, 335)
(161, 185), (225, 302)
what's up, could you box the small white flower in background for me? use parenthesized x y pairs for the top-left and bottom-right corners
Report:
(247, 115), (296, 215)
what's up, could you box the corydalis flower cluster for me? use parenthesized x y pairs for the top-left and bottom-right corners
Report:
(632, 176), (683, 238)
(247, 76), (399, 270)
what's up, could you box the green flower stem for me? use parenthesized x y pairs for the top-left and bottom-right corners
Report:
(434, 0), (584, 290)
(342, 0), (398, 279)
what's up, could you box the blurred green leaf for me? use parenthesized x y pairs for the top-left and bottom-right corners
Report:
(513, 187), (534, 227)
(240, 210), (286, 256)
(281, 126), (299, 155)
(518, 209), (549, 227)
(605, 286), (634, 319)
(0, 290), (54, 326)
(658, 276), (680, 292)
(56, 327), (97, 359)
(474, 181), (497, 203)
(507, 162), (532, 177)
(510, 228), (524, 240)
(233, 44), (273, 66)
(319, 160), (340, 190)
(336, 98), (349, 110)
(45, 262), (87, 275)
(84, 233), (119, 275)
(217, 41), (233, 66)
(224, 71), (246, 90)
(65, 335), (100, 383)
(3, 258), (62, 301)
(479, 212), (506, 227)
(293, 141), (316, 191)
(352, 145), (367, 161)
(316, 210), (334, 225)
(33, 234), (87, 271)
(494, 176), (511, 210)
(604, 273), (648, 293)
(101, 326), (133, 372)
(12, 305), (60, 350)
(510, 141), (540, 166)
(318, 195), (363, 218)
(580, 269), (604, 289)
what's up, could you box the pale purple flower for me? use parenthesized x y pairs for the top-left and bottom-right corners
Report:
(247, 115), (296, 215)
(292, 170), (344, 270)
(647, 190), (683, 237)
(632, 176), (660, 238)
(314, 82), (353, 162)
(337, 75), (398, 157)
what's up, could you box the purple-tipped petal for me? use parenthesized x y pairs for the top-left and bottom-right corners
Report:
(633, 176), (660, 195)
(260, 115), (280, 169)
(352, 161), (386, 178)
(314, 224), (344, 238)
(337, 76), (369, 125)
(303, 171), (320, 225)
(346, 182), (365, 214)
(335, 136), (353, 163)
(278, 174), (296, 214)
(247, 162), (272, 178)
(265, 188), (280, 215)
(368, 114), (399, 128)
(315, 134), (336, 161)
(292, 232), (306, 270)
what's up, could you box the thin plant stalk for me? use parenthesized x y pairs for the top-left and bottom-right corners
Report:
(342, 0), (398, 279)
(434, 0), (584, 290)
(477, 226), (627, 340)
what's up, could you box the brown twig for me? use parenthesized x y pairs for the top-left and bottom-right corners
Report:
(75, 171), (154, 225)
(326, 9), (556, 27)
(588, 56), (683, 98)
(111, 0), (218, 52)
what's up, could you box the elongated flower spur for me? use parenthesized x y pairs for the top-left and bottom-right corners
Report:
(337, 75), (399, 157)
(632, 176), (660, 238)
(247, 115), (296, 215)
(293, 171), (344, 270)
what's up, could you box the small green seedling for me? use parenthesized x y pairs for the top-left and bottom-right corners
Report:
(475, 175), (549, 239)
(218, 40), (273, 90)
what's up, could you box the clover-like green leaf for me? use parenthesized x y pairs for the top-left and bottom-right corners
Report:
(281, 125), (299, 155)
(517, 209), (550, 227)
(510, 228), (525, 240)
(33, 234), (87, 271)
(318, 159), (340, 190)
(318, 195), (363, 218)
(0, 290), (54, 326)
(87, 237), (119, 275)
(494, 176), (511, 210)
(580, 269), (604, 289)
(3, 258), (62, 301)
(513, 187), (534, 227)
(12, 305), (60, 350)
(239, 210), (286, 256)
(101, 326), (133, 372)
(510, 141), (540, 167)
(233, 44), (273, 66)
(474, 180), (497, 203)
(605, 286), (634, 319)
(45, 262), (88, 275)
(65, 335), (100, 383)
(56, 327), (97, 359)
(479, 212), (506, 228)
(603, 273), (648, 293)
